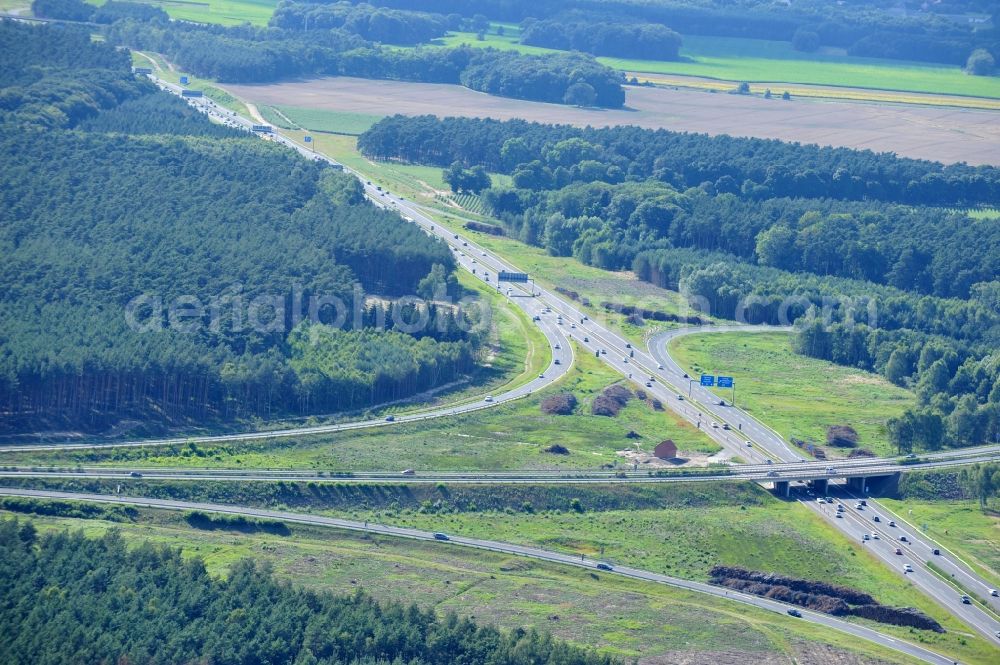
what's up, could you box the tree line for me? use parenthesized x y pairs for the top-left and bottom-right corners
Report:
(0, 20), (479, 433)
(349, 0), (1000, 67)
(25, 0), (630, 108)
(359, 116), (999, 299)
(269, 1), (452, 45)
(0, 521), (618, 665)
(520, 11), (682, 60)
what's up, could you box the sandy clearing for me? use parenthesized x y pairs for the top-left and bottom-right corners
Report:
(224, 77), (1000, 166)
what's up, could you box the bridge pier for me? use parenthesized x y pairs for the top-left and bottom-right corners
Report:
(846, 476), (867, 494)
(810, 478), (829, 495)
(773, 480), (790, 497)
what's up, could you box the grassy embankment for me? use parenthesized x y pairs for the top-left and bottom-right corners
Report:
(669, 331), (914, 458)
(0, 502), (926, 664)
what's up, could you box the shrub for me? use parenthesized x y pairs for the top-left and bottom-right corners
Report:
(591, 384), (632, 416)
(543, 444), (570, 455)
(826, 425), (859, 448)
(541, 392), (578, 415)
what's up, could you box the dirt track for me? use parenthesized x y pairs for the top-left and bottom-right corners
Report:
(224, 77), (1000, 166)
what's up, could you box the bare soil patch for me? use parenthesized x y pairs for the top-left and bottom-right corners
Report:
(224, 76), (1000, 165)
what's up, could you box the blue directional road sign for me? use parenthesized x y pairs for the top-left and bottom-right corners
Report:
(700, 374), (715, 387)
(179, 75), (189, 85)
(304, 136), (312, 143)
(717, 376), (734, 388)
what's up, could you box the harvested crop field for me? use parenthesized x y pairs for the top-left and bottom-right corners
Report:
(224, 77), (1000, 166)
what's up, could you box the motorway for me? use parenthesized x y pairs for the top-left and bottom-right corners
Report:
(9, 71), (997, 652)
(0, 487), (966, 665)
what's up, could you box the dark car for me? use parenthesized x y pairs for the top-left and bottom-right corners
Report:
(596, 563), (613, 572)
(433, 533), (449, 541)
(933, 548), (941, 555)
(385, 415), (395, 422)
(129, 471), (142, 478)
(786, 609), (802, 617)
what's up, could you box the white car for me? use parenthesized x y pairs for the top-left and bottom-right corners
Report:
(484, 396), (494, 402)
(903, 564), (913, 573)
(990, 588), (999, 597)
(657, 364), (664, 370)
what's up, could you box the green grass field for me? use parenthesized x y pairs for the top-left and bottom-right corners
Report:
(1, 506), (926, 664)
(669, 332), (915, 458)
(91, 0), (278, 26)
(435, 27), (1000, 101)
(319, 492), (996, 662)
(265, 106), (384, 135)
(878, 498), (1000, 590)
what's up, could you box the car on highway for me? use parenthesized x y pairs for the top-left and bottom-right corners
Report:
(766, 471), (779, 477)
(862, 534), (870, 541)
(903, 564), (913, 573)
(786, 609), (802, 618)
(625, 343), (632, 348)
(899, 535), (909, 543)
(433, 532), (450, 541)
(835, 512), (843, 518)
(836, 504), (845, 512)
(871, 532), (879, 539)
(745, 441), (752, 447)
(932, 548), (941, 555)
(554, 359), (561, 365)
(401, 469), (415, 476)
(657, 364), (664, 369)
(596, 563), (613, 572)
(873, 515), (880, 522)
(825, 466), (836, 474)
(722, 423), (731, 430)
(554, 343), (561, 349)
(888, 520), (896, 527)
(645, 382), (652, 387)
(583, 336), (589, 342)
(484, 396), (494, 402)
(990, 588), (999, 597)
(711, 421), (719, 428)
(129, 471), (143, 478)
(961, 595), (971, 604)
(385, 415), (395, 422)
(894, 548), (902, 555)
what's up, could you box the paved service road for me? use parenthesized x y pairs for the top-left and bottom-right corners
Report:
(0, 487), (963, 665)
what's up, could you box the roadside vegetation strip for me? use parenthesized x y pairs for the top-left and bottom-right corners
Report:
(0, 488), (971, 665)
(0, 504), (925, 664)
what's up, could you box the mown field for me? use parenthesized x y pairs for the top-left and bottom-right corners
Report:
(262, 106), (384, 135)
(0, 504), (925, 664)
(669, 332), (915, 458)
(88, 0), (277, 25)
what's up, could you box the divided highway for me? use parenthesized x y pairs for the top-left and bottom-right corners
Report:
(0, 487), (964, 665)
(9, 70), (995, 653)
